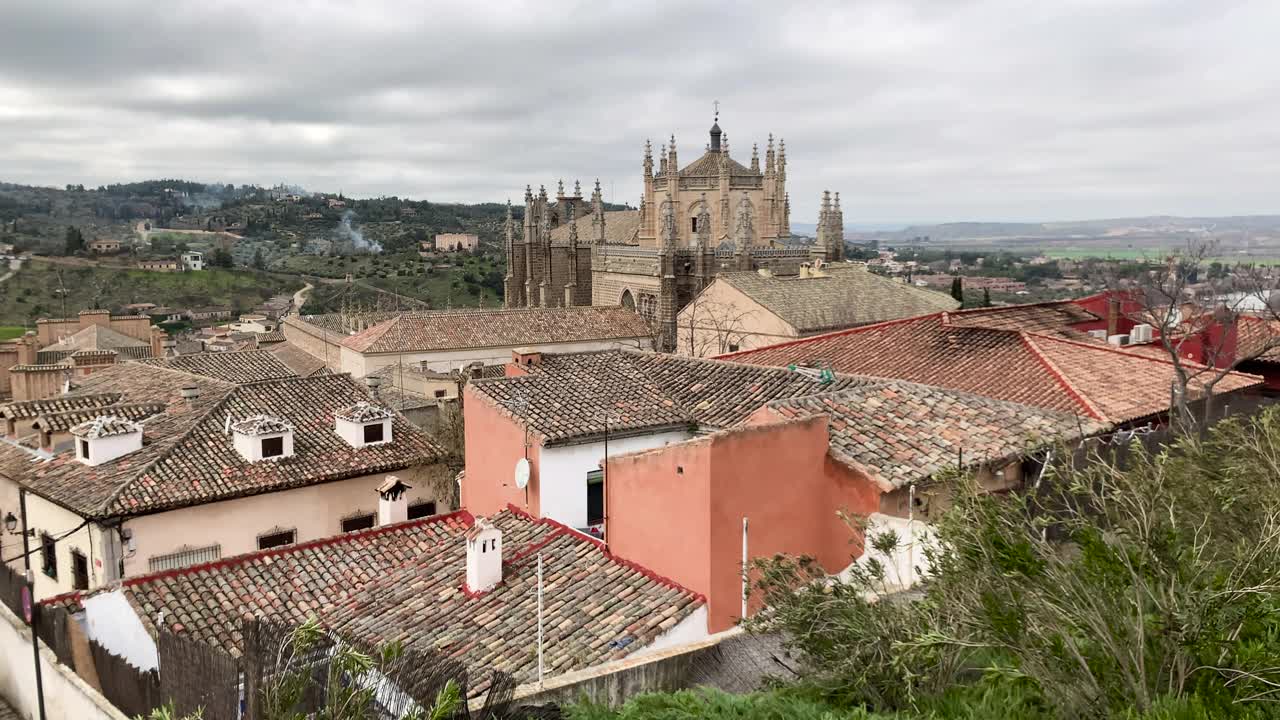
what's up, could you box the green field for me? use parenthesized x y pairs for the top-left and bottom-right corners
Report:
(1044, 247), (1280, 264)
(0, 325), (26, 340)
(0, 259), (303, 325)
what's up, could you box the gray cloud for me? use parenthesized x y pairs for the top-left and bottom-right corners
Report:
(1, 0), (1277, 223)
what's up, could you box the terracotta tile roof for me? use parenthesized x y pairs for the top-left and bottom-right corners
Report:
(678, 151), (757, 178)
(230, 414), (293, 435)
(329, 509), (703, 687)
(341, 307), (652, 354)
(255, 329), (286, 344)
(32, 402), (167, 434)
(0, 697), (19, 720)
(723, 313), (1263, 425)
(42, 324), (150, 352)
(57, 509), (703, 690)
(944, 300), (1100, 335)
(14, 364), (445, 518)
(470, 350), (867, 443)
(70, 415), (142, 439)
(135, 350), (298, 384)
(548, 209), (642, 245)
(334, 402), (393, 423)
(771, 383), (1097, 490)
(265, 340), (329, 377)
(717, 265), (959, 333)
(1, 393), (124, 421)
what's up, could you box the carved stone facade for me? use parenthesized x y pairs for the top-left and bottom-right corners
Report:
(504, 118), (844, 350)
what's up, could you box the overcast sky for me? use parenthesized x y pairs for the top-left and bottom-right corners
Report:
(1, 0), (1277, 224)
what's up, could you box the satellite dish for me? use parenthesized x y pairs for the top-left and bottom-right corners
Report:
(514, 458), (530, 489)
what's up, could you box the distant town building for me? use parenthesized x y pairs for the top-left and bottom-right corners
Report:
(677, 262), (958, 356)
(181, 250), (204, 271)
(434, 233), (479, 253)
(283, 306), (654, 377)
(912, 274), (1027, 294)
(88, 238), (122, 254)
(137, 259), (181, 272)
(0, 310), (166, 401)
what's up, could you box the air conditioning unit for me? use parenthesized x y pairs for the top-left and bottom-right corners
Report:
(1088, 329), (1108, 340)
(1107, 334), (1130, 347)
(1130, 324), (1154, 343)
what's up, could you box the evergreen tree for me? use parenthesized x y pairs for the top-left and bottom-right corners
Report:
(949, 275), (963, 303)
(63, 225), (84, 255)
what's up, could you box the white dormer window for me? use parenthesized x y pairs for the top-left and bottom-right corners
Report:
(334, 402), (394, 449)
(231, 414), (295, 463)
(70, 416), (144, 467)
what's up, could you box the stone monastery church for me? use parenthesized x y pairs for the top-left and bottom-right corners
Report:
(503, 115), (847, 349)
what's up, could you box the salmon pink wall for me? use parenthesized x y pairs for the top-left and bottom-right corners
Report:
(462, 387), (540, 517)
(607, 411), (883, 632)
(605, 437), (713, 605)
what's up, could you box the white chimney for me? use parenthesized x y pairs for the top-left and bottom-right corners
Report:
(465, 518), (503, 594)
(377, 476), (412, 526)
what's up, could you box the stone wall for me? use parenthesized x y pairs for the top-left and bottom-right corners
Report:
(0, 603), (129, 720)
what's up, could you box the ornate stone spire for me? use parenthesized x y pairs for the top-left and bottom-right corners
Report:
(573, 179), (581, 197)
(524, 185), (533, 203)
(643, 139), (654, 178)
(566, 202), (578, 247)
(592, 179), (606, 244)
(710, 117), (722, 153)
(696, 192), (712, 247)
(668, 134), (678, 170)
(751, 143), (759, 172)
(778, 138), (786, 169)
(659, 143), (667, 174)
(765, 134), (775, 174)
(660, 192), (676, 248)
(722, 133), (729, 156)
(557, 179), (565, 197)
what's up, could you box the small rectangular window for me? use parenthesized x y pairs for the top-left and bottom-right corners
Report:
(40, 533), (57, 579)
(341, 513), (375, 533)
(71, 550), (89, 590)
(586, 470), (604, 526)
(79, 439), (90, 460)
(363, 423), (384, 443)
(408, 501), (436, 520)
(261, 436), (284, 458)
(727, 343), (740, 353)
(257, 529), (295, 550)
(433, 389), (447, 399)
(690, 217), (698, 233)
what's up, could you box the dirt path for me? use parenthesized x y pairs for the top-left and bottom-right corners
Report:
(135, 220), (244, 244)
(0, 256), (23, 284)
(292, 282), (313, 313)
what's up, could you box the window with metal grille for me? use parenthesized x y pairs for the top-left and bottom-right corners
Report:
(40, 533), (57, 579)
(148, 544), (222, 572)
(363, 423), (384, 443)
(341, 513), (375, 533)
(408, 501), (436, 520)
(261, 436), (284, 458)
(257, 529), (295, 550)
(71, 550), (89, 590)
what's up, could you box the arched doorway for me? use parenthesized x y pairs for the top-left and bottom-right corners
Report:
(620, 289), (635, 310)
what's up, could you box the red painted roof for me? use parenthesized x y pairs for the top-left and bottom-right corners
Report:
(722, 311), (1262, 425)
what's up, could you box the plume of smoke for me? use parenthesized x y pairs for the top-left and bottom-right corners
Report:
(337, 210), (382, 253)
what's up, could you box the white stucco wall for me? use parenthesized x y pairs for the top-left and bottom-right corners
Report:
(340, 337), (654, 378)
(120, 465), (450, 578)
(839, 512), (937, 592)
(0, 603), (129, 720)
(82, 590), (157, 671)
(78, 430), (142, 467)
(22, 493), (117, 601)
(538, 430), (694, 529)
(627, 605), (709, 658)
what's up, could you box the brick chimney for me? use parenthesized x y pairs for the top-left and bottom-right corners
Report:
(377, 475), (412, 526)
(149, 326), (167, 359)
(79, 309), (111, 330)
(465, 518), (503, 594)
(511, 347), (542, 368)
(15, 331), (37, 365)
(1106, 294), (1120, 338)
